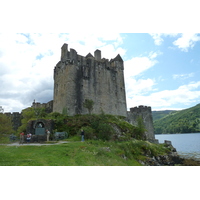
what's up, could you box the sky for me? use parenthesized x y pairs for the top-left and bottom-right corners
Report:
(1, 33), (200, 113)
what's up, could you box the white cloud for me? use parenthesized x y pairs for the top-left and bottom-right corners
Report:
(124, 50), (160, 110)
(126, 78), (156, 98)
(149, 33), (179, 46)
(173, 33), (200, 52)
(0, 33), (125, 112)
(124, 51), (160, 78)
(150, 33), (200, 52)
(149, 33), (164, 45)
(127, 81), (200, 110)
(64, 33), (125, 59)
(173, 73), (194, 80)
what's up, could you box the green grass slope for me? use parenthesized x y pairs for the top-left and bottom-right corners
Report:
(0, 140), (171, 166)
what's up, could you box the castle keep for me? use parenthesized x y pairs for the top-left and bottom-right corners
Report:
(53, 43), (127, 117)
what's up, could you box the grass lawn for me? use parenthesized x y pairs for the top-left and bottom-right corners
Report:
(0, 140), (144, 166)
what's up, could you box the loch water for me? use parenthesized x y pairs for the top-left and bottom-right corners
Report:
(155, 133), (200, 160)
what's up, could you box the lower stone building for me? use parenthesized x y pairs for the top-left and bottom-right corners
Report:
(26, 119), (54, 142)
(127, 105), (157, 142)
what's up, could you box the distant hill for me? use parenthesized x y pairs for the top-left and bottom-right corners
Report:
(153, 104), (200, 134)
(152, 110), (177, 121)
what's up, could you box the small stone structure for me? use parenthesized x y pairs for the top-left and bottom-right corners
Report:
(26, 119), (54, 142)
(127, 105), (156, 142)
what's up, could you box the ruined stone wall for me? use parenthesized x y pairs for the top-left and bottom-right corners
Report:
(31, 100), (53, 113)
(127, 105), (155, 141)
(53, 43), (127, 117)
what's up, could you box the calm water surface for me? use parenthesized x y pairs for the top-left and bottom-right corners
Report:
(155, 133), (200, 160)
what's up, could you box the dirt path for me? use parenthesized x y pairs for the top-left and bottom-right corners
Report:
(0, 141), (69, 146)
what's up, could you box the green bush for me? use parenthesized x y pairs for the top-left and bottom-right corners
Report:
(96, 123), (114, 141)
(79, 126), (96, 140)
(16, 111), (142, 142)
(0, 113), (14, 135)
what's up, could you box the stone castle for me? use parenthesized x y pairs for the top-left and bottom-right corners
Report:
(5, 43), (155, 141)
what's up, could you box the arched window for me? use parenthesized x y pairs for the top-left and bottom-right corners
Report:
(36, 122), (44, 128)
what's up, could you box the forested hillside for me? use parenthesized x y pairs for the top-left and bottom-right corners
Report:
(152, 110), (177, 121)
(154, 104), (200, 134)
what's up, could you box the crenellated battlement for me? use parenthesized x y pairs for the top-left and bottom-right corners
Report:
(4, 112), (21, 117)
(54, 43), (124, 80)
(130, 105), (152, 113)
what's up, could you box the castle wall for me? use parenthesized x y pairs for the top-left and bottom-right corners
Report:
(32, 100), (53, 113)
(127, 105), (155, 141)
(53, 43), (127, 117)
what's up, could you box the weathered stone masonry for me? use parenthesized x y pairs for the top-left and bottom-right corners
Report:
(31, 100), (53, 113)
(53, 43), (127, 117)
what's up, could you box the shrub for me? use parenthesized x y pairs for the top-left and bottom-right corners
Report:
(0, 113), (14, 135)
(96, 123), (115, 141)
(79, 126), (96, 140)
(83, 99), (94, 114)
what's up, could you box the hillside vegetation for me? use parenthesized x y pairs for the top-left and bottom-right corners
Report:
(16, 107), (146, 141)
(152, 110), (177, 121)
(154, 104), (200, 134)
(0, 113), (14, 142)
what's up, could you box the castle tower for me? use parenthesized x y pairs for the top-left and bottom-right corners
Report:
(61, 43), (68, 60)
(53, 43), (127, 117)
(94, 49), (101, 60)
(127, 105), (155, 141)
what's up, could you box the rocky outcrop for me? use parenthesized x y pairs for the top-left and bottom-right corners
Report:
(138, 140), (184, 166)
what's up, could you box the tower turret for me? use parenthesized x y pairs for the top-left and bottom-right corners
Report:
(61, 43), (68, 60)
(94, 49), (101, 60)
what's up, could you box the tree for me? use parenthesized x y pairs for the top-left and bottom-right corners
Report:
(135, 116), (146, 140)
(0, 113), (13, 135)
(17, 107), (47, 133)
(83, 99), (94, 114)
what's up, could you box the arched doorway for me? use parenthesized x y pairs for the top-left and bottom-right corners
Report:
(35, 121), (45, 135)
